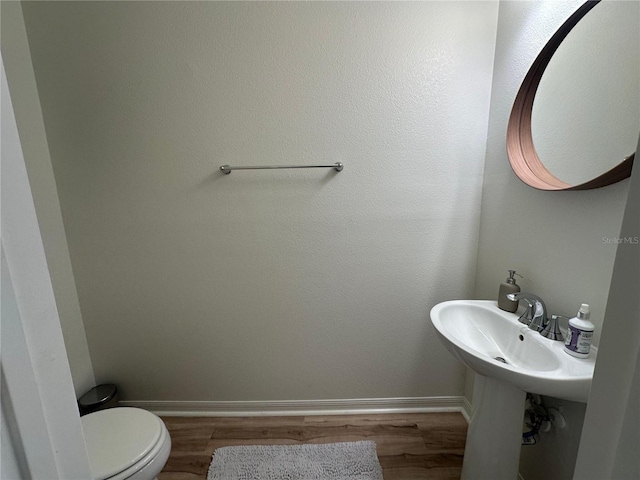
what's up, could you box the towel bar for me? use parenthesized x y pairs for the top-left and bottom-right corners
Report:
(220, 163), (343, 174)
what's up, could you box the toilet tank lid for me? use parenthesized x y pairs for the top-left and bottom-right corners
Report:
(81, 407), (163, 480)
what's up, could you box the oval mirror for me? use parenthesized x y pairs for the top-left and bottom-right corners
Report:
(507, 0), (639, 191)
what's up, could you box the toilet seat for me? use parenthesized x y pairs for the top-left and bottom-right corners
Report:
(105, 424), (169, 480)
(82, 407), (169, 480)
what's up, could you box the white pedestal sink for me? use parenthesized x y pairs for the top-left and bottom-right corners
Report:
(430, 300), (597, 480)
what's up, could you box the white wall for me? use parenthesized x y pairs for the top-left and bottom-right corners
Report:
(20, 1), (499, 402)
(1, 262), (29, 480)
(475, 2), (632, 479)
(1, 1), (95, 397)
(1, 54), (92, 480)
(573, 131), (640, 479)
(0, 400), (26, 480)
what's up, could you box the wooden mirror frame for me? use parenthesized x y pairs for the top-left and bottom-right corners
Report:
(507, 0), (635, 191)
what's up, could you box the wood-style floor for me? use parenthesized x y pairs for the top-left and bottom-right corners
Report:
(158, 412), (467, 480)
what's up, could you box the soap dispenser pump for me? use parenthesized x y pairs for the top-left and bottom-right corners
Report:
(498, 270), (522, 312)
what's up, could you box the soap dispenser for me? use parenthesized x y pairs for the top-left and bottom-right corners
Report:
(498, 270), (521, 312)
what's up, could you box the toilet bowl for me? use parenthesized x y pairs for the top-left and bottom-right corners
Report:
(82, 407), (172, 480)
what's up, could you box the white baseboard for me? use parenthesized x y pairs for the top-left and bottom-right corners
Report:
(461, 395), (473, 423)
(120, 396), (466, 417)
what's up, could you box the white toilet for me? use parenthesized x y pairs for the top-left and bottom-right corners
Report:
(81, 407), (172, 480)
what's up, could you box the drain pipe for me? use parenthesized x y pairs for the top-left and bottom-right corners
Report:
(522, 394), (550, 445)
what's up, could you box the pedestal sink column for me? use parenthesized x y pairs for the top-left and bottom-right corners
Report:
(462, 374), (526, 480)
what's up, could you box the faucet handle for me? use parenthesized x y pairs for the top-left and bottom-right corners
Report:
(517, 300), (535, 325)
(507, 293), (535, 325)
(540, 314), (565, 341)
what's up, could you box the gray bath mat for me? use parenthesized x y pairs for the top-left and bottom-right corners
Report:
(207, 440), (383, 480)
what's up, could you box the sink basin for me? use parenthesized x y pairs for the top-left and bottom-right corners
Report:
(431, 300), (598, 479)
(430, 300), (596, 402)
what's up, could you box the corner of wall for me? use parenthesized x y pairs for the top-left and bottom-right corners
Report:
(573, 135), (640, 479)
(472, 2), (634, 479)
(1, 1), (95, 396)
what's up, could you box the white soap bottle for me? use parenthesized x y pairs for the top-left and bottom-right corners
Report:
(564, 303), (595, 358)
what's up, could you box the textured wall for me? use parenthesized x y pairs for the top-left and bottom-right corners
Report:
(22, 1), (499, 401)
(475, 2), (631, 479)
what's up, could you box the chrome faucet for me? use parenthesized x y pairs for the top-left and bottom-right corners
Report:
(506, 292), (563, 341)
(507, 292), (548, 331)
